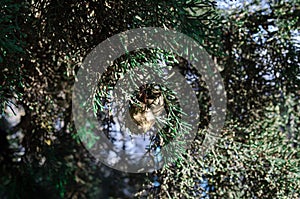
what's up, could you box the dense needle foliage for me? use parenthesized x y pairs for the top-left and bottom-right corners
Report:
(0, 0), (299, 198)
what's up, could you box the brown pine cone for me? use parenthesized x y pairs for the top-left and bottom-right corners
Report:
(129, 84), (165, 133)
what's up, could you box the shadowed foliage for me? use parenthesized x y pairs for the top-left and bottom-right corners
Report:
(0, 0), (299, 198)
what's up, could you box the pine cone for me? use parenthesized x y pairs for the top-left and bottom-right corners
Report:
(129, 84), (164, 133)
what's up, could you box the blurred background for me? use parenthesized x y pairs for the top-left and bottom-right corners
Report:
(0, 0), (299, 198)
